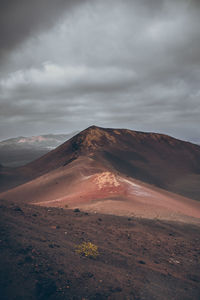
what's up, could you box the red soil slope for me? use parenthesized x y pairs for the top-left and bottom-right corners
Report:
(1, 126), (200, 201)
(1, 155), (200, 224)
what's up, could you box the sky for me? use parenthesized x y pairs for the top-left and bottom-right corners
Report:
(0, 0), (200, 142)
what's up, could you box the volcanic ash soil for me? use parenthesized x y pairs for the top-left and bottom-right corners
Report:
(0, 199), (200, 300)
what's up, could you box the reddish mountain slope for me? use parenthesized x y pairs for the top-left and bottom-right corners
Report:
(1, 149), (200, 223)
(1, 125), (200, 201)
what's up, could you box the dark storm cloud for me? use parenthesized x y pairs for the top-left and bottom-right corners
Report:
(0, 0), (84, 62)
(0, 0), (200, 142)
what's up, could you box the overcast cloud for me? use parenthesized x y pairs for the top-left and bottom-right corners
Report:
(0, 0), (200, 142)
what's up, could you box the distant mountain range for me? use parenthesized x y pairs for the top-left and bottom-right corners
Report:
(0, 133), (78, 167)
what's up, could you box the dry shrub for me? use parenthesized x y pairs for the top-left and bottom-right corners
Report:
(75, 242), (99, 258)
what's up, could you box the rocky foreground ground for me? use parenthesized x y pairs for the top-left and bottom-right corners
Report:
(0, 199), (200, 300)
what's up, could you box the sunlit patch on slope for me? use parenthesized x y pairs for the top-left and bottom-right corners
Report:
(93, 172), (120, 190)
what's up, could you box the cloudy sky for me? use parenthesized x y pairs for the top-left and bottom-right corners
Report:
(0, 0), (200, 142)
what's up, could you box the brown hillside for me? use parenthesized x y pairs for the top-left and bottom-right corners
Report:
(1, 125), (200, 201)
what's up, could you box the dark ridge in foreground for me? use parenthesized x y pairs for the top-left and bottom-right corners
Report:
(0, 199), (200, 300)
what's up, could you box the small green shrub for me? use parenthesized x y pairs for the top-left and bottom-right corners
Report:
(75, 242), (99, 258)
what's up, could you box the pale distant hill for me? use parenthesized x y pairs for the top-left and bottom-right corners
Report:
(0, 132), (78, 167)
